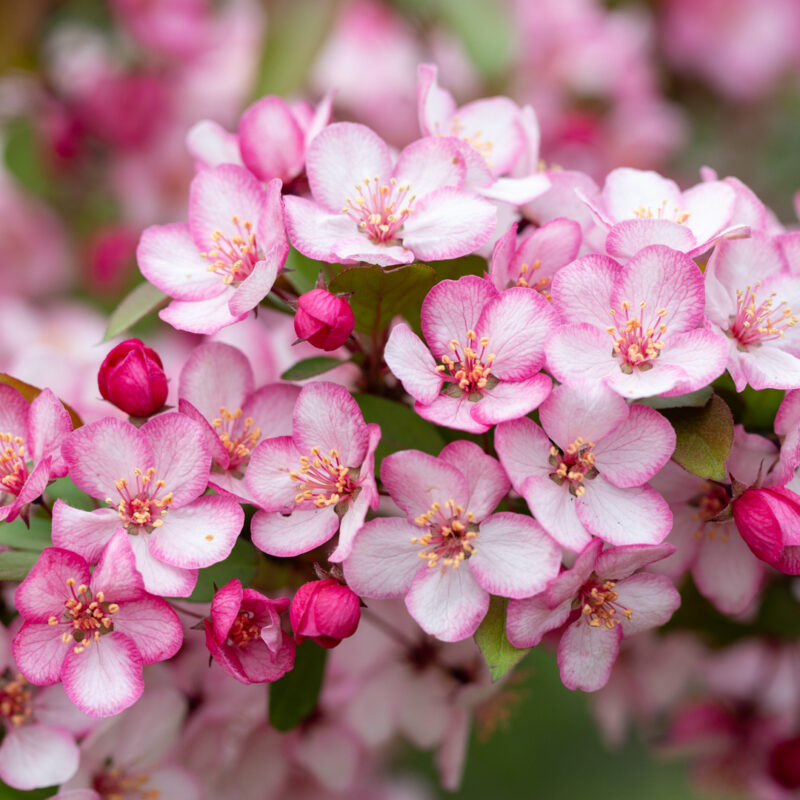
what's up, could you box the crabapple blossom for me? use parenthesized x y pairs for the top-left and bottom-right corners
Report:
(546, 245), (728, 399)
(344, 441), (561, 641)
(53, 412), (244, 597)
(246, 381), (380, 561)
(495, 381), (675, 551)
(178, 341), (300, 503)
(204, 579), (295, 684)
(0, 385), (73, 523)
(282, 122), (496, 266)
(385, 275), (556, 433)
(97, 338), (168, 418)
(506, 539), (680, 691)
(12, 532), (183, 717)
(290, 579), (361, 648)
(294, 288), (355, 351)
(138, 164), (288, 334)
(733, 486), (800, 574)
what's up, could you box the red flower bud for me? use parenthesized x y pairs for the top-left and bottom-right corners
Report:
(289, 579), (360, 648)
(732, 486), (800, 574)
(294, 288), (355, 351)
(97, 338), (168, 418)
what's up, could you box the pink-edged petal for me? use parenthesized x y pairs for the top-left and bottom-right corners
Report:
(250, 506), (338, 557)
(137, 223), (224, 300)
(488, 221), (518, 289)
(0, 385), (29, 439)
(15, 547), (89, 622)
(63, 418), (153, 501)
(692, 532), (765, 616)
(384, 323), (442, 405)
(738, 346), (800, 392)
(421, 275), (497, 360)
(148, 496), (243, 568)
(439, 440), (509, 520)
(604, 361), (687, 400)
(306, 123), (393, 212)
(593, 404), (676, 488)
(61, 633), (144, 718)
(178, 341), (253, 424)
(228, 258), (280, 317)
(178, 400), (230, 469)
(655, 327), (729, 395)
(469, 374), (552, 427)
(494, 416), (553, 491)
(111, 596), (183, 663)
(595, 542), (677, 580)
(506, 595), (571, 648)
(454, 96), (526, 176)
(188, 164), (266, 252)
(245, 436), (301, 512)
(90, 529), (145, 601)
(577, 479), (672, 546)
(476, 287), (557, 378)
(681, 181), (736, 245)
(405, 566), (489, 642)
(521, 474), (591, 552)
(539, 380), (629, 451)
(603, 168), (681, 223)
(343, 517), (422, 599)
(330, 490), (372, 564)
(615, 573), (681, 636)
(392, 137), (465, 198)
(517, 217), (581, 273)
(479, 173), (551, 205)
(547, 539), (604, 607)
(605, 219), (696, 260)
(6, 457), (52, 519)
(244, 383), (301, 438)
(209, 578), (243, 643)
(332, 237), (416, 268)
(417, 63), (457, 136)
(401, 187), (496, 262)
(12, 623), (66, 685)
(292, 382), (369, 467)
(558, 619), (621, 692)
(159, 291), (247, 335)
(551, 255), (622, 328)
(0, 723), (79, 790)
(256, 177), (289, 259)
(126, 534), (197, 598)
(185, 119), (242, 169)
(28, 388), (72, 473)
(238, 96), (305, 183)
(140, 413), (210, 506)
(381, 450), (469, 520)
(470, 512), (561, 598)
(415, 394), (491, 434)
(545, 323), (618, 384)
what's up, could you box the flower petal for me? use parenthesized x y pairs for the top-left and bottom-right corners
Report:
(12, 623), (67, 685)
(439, 440), (509, 520)
(111, 596), (183, 663)
(506, 595), (571, 648)
(238, 96), (305, 183)
(384, 323), (442, 405)
(250, 507), (338, 557)
(0, 723), (79, 790)
(615, 573), (681, 636)
(469, 374), (552, 427)
(15, 548), (89, 623)
(245, 436), (301, 512)
(557, 619), (621, 692)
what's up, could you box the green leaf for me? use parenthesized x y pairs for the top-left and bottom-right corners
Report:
(187, 538), (261, 603)
(283, 247), (325, 295)
(354, 394), (445, 469)
(281, 356), (347, 382)
(664, 394), (734, 482)
(474, 596), (529, 681)
(637, 386), (713, 410)
(329, 263), (436, 337)
(4, 117), (50, 199)
(269, 641), (328, 731)
(0, 513), (52, 552)
(0, 550), (40, 581)
(103, 282), (169, 342)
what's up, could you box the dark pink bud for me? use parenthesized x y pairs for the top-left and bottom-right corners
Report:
(732, 486), (800, 573)
(769, 735), (800, 789)
(98, 338), (168, 418)
(294, 288), (355, 351)
(289, 579), (360, 649)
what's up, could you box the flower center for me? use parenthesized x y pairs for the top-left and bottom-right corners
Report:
(436, 330), (498, 400)
(200, 215), (260, 286)
(632, 201), (690, 224)
(93, 767), (159, 800)
(448, 116), (494, 167)
(228, 610), (261, 648)
(211, 406), (261, 470)
(691, 482), (731, 541)
(728, 282), (798, 349)
(342, 176), (416, 243)
(411, 498), (478, 570)
(578, 579), (632, 629)
(0, 433), (28, 496)
(106, 467), (174, 530)
(515, 260), (552, 299)
(289, 448), (359, 509)
(607, 300), (668, 373)
(548, 438), (598, 498)
(48, 578), (119, 655)
(0, 673), (32, 727)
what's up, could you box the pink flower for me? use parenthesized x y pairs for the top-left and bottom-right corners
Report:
(53, 413), (244, 597)
(283, 122), (496, 267)
(245, 382), (380, 562)
(546, 245), (728, 399)
(97, 338), (168, 418)
(495, 381), (675, 551)
(487, 218), (581, 296)
(384, 275), (556, 433)
(178, 341), (299, 503)
(294, 289), (355, 351)
(204, 579), (295, 684)
(506, 539), (680, 692)
(0, 385), (73, 523)
(343, 441), (561, 642)
(290, 579), (361, 648)
(137, 164), (288, 334)
(12, 532), (183, 717)
(704, 232), (800, 391)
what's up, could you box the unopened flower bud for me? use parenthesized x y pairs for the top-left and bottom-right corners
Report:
(294, 288), (354, 351)
(289, 578), (360, 648)
(98, 338), (168, 418)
